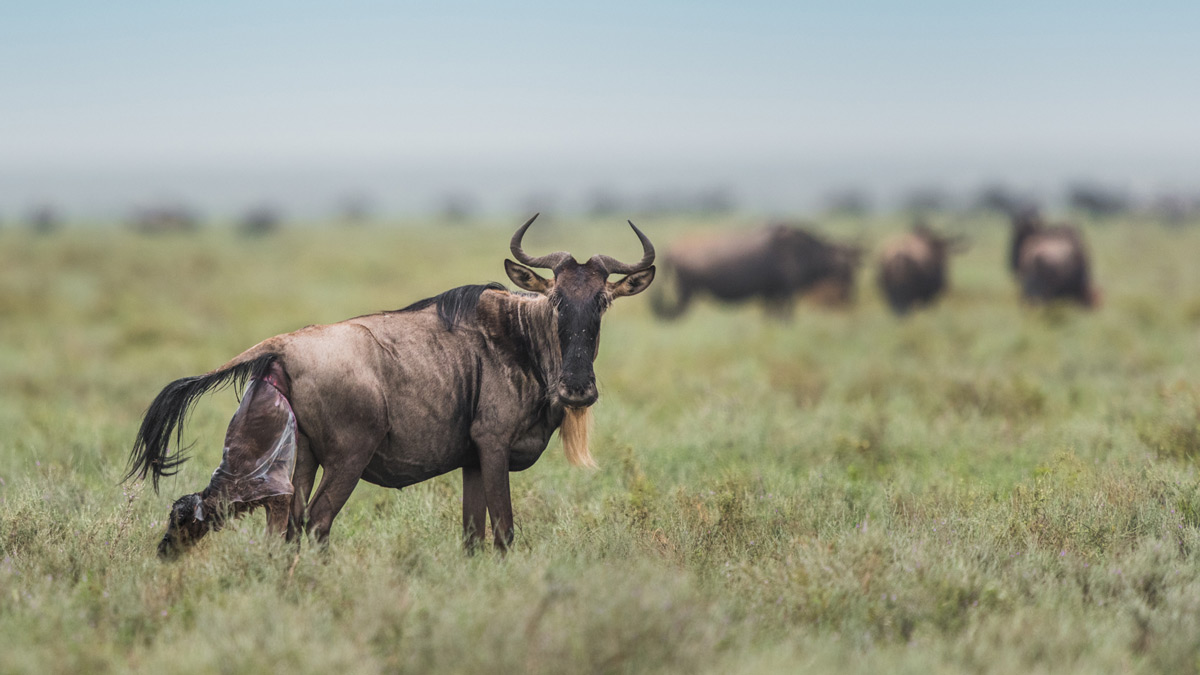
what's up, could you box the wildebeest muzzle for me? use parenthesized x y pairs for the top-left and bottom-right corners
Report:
(557, 379), (598, 408)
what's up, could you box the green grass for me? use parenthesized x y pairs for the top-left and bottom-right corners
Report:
(3, 215), (1200, 673)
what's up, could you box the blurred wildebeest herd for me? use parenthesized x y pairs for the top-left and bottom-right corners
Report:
(647, 206), (1096, 318)
(9, 179), (1200, 235)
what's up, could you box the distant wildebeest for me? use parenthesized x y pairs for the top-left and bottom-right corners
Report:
(649, 223), (862, 319)
(239, 206), (281, 236)
(877, 223), (967, 315)
(130, 205), (200, 234)
(28, 205), (60, 235)
(1009, 210), (1098, 307)
(1067, 183), (1129, 218)
(126, 215), (656, 557)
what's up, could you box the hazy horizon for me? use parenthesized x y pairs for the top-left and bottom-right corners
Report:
(4, 1), (1198, 217)
(4, 151), (1198, 220)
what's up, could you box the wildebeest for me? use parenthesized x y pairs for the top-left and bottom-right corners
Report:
(130, 204), (200, 234)
(126, 215), (656, 557)
(1009, 210), (1098, 307)
(877, 223), (967, 315)
(239, 206), (281, 236)
(649, 223), (862, 319)
(28, 205), (60, 235)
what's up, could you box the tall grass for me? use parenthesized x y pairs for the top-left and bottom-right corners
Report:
(2, 215), (1200, 673)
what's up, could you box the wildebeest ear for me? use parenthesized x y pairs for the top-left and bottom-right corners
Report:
(609, 266), (655, 298)
(505, 259), (552, 294)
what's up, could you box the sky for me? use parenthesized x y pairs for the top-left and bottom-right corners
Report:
(2, 1), (1198, 216)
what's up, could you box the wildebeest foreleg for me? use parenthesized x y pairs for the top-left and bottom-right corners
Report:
(764, 296), (796, 320)
(480, 446), (514, 551)
(649, 275), (692, 319)
(462, 464), (486, 553)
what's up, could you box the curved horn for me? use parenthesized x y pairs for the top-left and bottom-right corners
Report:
(595, 220), (656, 276)
(510, 213), (572, 270)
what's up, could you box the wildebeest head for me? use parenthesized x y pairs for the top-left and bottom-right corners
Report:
(504, 214), (655, 409)
(825, 242), (865, 304)
(158, 492), (211, 559)
(1009, 208), (1045, 272)
(782, 226), (864, 306)
(912, 222), (969, 256)
(770, 225), (864, 298)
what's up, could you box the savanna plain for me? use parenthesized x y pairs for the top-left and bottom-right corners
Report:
(3, 214), (1200, 674)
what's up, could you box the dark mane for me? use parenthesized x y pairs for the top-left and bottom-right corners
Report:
(396, 282), (507, 330)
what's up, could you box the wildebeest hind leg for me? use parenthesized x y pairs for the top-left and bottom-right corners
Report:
(287, 435), (318, 542)
(304, 432), (382, 545)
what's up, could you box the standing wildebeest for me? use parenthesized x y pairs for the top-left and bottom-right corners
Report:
(877, 223), (967, 315)
(126, 215), (656, 557)
(649, 223), (862, 319)
(1009, 210), (1098, 307)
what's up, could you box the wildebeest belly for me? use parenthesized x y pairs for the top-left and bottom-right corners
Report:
(358, 423), (555, 486)
(360, 426), (474, 489)
(689, 266), (782, 301)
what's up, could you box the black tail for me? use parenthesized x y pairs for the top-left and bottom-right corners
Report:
(125, 353), (279, 492)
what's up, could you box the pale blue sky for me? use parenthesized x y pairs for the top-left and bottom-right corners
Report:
(2, 1), (1197, 213)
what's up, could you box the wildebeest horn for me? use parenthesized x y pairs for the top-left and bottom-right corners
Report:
(510, 213), (573, 270)
(595, 220), (656, 276)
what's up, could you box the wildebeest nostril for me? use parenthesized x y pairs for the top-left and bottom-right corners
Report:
(558, 383), (598, 407)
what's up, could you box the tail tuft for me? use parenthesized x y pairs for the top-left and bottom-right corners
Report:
(125, 354), (279, 492)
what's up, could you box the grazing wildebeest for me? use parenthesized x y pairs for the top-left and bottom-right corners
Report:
(649, 223), (862, 319)
(130, 205), (200, 234)
(238, 206), (281, 236)
(877, 223), (967, 315)
(126, 215), (656, 557)
(1009, 210), (1098, 307)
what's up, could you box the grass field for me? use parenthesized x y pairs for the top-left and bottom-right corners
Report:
(3, 213), (1200, 674)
